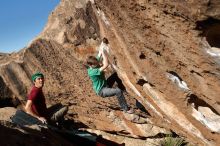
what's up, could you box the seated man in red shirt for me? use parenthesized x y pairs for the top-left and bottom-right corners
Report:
(25, 72), (68, 125)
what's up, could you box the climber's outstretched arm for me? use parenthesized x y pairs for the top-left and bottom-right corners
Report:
(99, 49), (109, 72)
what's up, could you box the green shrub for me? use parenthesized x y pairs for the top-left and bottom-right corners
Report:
(160, 135), (185, 146)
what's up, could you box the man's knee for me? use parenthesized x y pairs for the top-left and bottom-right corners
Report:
(115, 88), (122, 96)
(64, 106), (68, 113)
(61, 106), (68, 114)
(51, 105), (68, 122)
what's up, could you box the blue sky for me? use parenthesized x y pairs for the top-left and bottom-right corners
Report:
(0, 0), (60, 53)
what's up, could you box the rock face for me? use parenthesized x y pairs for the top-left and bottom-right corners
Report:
(0, 0), (220, 145)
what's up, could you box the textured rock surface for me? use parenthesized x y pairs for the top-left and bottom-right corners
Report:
(0, 0), (220, 145)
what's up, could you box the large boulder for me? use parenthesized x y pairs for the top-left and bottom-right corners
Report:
(0, 0), (220, 145)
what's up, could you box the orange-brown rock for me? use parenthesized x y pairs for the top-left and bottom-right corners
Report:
(1, 0), (220, 145)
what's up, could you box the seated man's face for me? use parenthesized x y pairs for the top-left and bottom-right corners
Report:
(34, 77), (44, 88)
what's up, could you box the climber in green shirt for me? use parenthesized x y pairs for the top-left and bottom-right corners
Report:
(86, 39), (133, 113)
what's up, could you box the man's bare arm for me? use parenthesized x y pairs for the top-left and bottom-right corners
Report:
(99, 49), (109, 72)
(25, 100), (47, 123)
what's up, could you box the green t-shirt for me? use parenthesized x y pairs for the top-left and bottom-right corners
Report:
(88, 67), (106, 94)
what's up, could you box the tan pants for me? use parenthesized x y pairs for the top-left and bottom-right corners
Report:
(47, 103), (68, 123)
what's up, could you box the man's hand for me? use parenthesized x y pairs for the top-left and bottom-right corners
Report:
(38, 117), (47, 124)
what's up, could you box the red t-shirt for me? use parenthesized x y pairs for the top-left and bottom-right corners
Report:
(28, 86), (48, 118)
